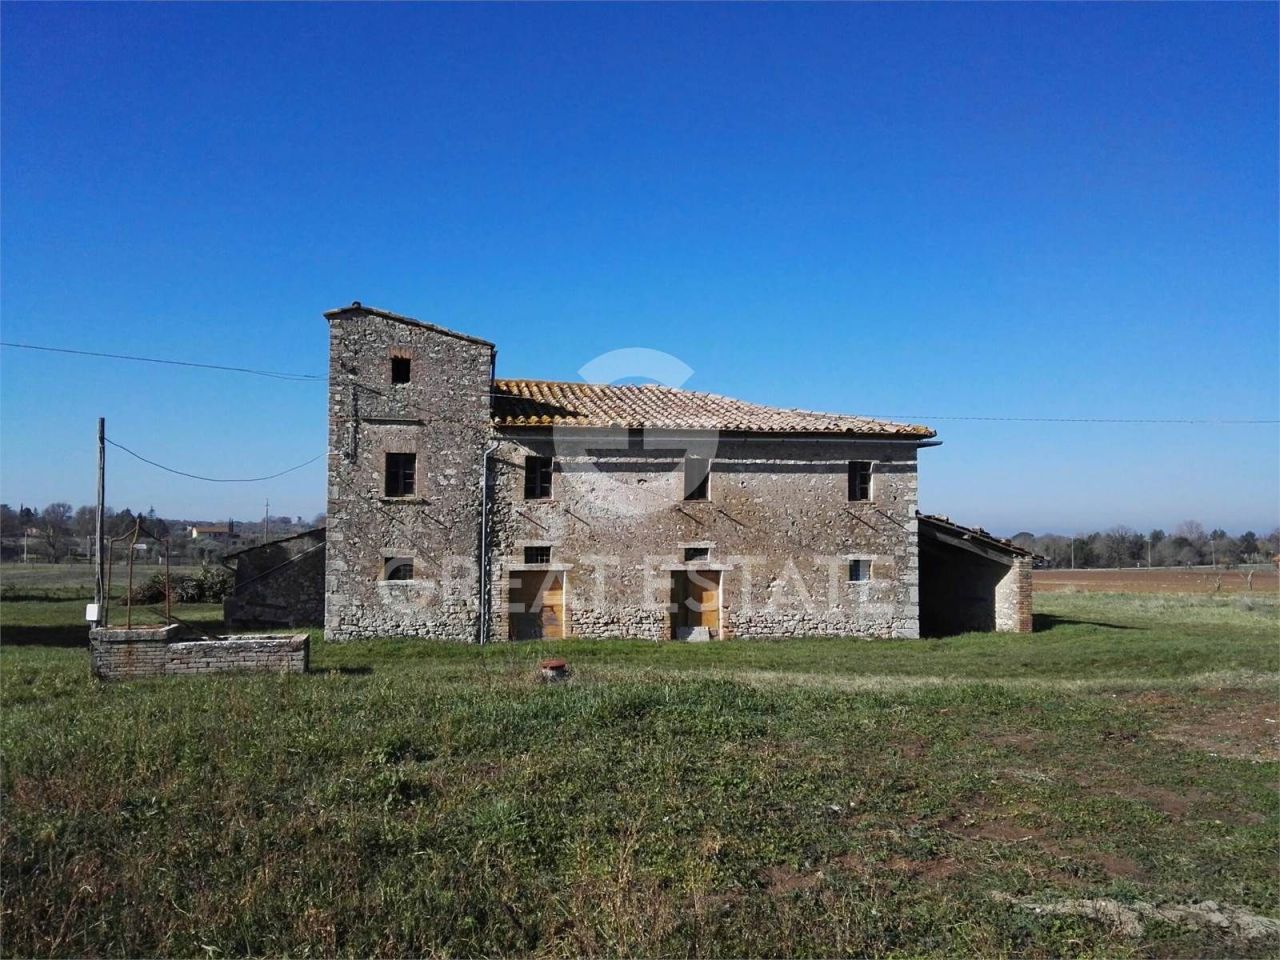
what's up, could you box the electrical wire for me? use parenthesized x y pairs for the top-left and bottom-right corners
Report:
(5, 341), (1271, 423)
(0, 341), (324, 382)
(106, 438), (324, 482)
(7, 343), (1269, 424)
(864, 414), (1280, 425)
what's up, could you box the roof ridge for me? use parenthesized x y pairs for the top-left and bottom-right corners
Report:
(325, 303), (495, 349)
(491, 378), (935, 437)
(497, 377), (674, 388)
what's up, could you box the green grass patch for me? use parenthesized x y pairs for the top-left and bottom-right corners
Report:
(1, 590), (1277, 957)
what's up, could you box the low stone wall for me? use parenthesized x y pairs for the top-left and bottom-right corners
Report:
(90, 625), (308, 680)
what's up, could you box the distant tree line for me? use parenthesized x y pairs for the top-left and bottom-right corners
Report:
(0, 503), (327, 564)
(1010, 522), (1280, 569)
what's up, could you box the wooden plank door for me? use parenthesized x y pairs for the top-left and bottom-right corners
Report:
(694, 571), (720, 632)
(540, 573), (565, 639)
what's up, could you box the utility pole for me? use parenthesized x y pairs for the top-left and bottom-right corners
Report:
(1070, 537), (1075, 570)
(264, 498), (270, 542)
(94, 417), (105, 624)
(1147, 536), (1152, 569)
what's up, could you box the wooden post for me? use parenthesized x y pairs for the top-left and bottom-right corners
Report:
(94, 417), (105, 623)
(126, 518), (140, 629)
(164, 539), (171, 620)
(104, 539), (114, 629)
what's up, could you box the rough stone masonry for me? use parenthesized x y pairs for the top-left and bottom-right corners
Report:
(324, 303), (1031, 642)
(90, 624), (308, 680)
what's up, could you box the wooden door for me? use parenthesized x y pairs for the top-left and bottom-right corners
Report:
(693, 571), (720, 632)
(671, 570), (719, 637)
(508, 571), (565, 640)
(540, 573), (565, 639)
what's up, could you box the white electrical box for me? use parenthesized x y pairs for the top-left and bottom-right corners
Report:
(85, 603), (101, 623)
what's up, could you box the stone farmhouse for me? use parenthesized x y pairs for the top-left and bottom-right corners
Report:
(324, 303), (1032, 643)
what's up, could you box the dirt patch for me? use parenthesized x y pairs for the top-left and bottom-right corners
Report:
(941, 811), (1144, 880)
(890, 855), (963, 881)
(1132, 690), (1182, 708)
(829, 851), (962, 883)
(1131, 785), (1196, 818)
(761, 863), (825, 896)
(990, 731), (1044, 750)
(1069, 758), (1261, 829)
(942, 812), (1046, 844)
(1090, 851), (1143, 880)
(1154, 692), (1280, 762)
(893, 736), (930, 761)
(1107, 685), (1280, 763)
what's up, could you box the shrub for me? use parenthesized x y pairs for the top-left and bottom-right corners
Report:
(124, 567), (232, 606)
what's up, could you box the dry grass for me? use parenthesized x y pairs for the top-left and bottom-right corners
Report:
(1, 589), (1277, 957)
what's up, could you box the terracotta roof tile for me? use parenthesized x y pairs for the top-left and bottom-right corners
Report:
(917, 512), (1032, 556)
(491, 379), (935, 437)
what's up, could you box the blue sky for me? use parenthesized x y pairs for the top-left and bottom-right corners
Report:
(2, 2), (1276, 533)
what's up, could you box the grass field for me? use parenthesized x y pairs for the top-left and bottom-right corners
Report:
(0, 561), (210, 604)
(2, 582), (1278, 957)
(1034, 565), (1280, 594)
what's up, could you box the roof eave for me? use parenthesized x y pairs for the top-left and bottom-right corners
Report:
(492, 421), (937, 441)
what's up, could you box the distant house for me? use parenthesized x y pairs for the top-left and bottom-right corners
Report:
(190, 523), (242, 547)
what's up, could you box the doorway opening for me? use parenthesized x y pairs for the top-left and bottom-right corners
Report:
(507, 570), (565, 640)
(670, 569), (720, 640)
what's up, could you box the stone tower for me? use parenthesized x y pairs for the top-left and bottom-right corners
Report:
(324, 304), (494, 640)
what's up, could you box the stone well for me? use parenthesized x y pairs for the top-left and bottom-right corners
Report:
(89, 624), (308, 680)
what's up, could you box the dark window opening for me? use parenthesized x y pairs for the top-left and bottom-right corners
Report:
(848, 460), (873, 501)
(385, 452), (416, 497)
(684, 546), (710, 562)
(847, 559), (871, 582)
(390, 356), (411, 384)
(384, 557), (414, 581)
(684, 456), (710, 501)
(523, 545), (552, 564)
(524, 456), (553, 499)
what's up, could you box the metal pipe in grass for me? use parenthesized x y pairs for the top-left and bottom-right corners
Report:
(478, 439), (499, 644)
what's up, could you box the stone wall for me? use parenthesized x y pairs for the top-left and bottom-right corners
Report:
(487, 431), (920, 640)
(224, 529), (326, 629)
(90, 625), (308, 680)
(324, 306), (495, 641)
(995, 556), (1034, 633)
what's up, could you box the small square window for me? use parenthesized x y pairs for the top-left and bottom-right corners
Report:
(523, 545), (551, 564)
(524, 456), (553, 500)
(385, 452), (416, 497)
(383, 557), (414, 581)
(848, 461), (873, 502)
(390, 355), (411, 384)
(683, 546), (710, 562)
(847, 559), (871, 582)
(684, 456), (709, 501)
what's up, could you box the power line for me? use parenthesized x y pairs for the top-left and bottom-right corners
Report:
(5, 339), (1272, 424)
(0, 341), (324, 382)
(106, 438), (324, 483)
(866, 414), (1280, 425)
